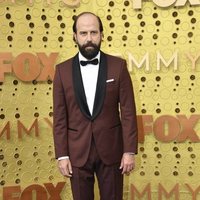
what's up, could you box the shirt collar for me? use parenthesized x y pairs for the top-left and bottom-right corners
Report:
(79, 51), (100, 64)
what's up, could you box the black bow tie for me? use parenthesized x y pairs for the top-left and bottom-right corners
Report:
(80, 58), (99, 66)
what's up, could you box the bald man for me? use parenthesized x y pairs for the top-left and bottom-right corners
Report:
(53, 12), (138, 200)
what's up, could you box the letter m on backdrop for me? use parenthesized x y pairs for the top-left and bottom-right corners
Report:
(17, 119), (39, 138)
(130, 183), (151, 200)
(158, 183), (179, 200)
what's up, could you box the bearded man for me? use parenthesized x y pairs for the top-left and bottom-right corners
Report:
(53, 12), (138, 200)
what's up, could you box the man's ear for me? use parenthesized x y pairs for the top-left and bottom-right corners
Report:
(73, 33), (77, 43)
(101, 33), (104, 41)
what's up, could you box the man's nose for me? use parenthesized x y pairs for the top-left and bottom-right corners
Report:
(86, 33), (92, 41)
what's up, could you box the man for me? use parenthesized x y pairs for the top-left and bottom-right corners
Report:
(53, 12), (138, 200)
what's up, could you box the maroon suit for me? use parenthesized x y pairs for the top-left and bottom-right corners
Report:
(53, 51), (138, 200)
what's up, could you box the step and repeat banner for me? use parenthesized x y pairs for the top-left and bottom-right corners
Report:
(1, 0), (200, 199)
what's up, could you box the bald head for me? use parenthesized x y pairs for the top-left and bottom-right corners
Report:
(73, 12), (103, 34)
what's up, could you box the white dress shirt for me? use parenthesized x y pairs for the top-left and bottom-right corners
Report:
(79, 52), (100, 115)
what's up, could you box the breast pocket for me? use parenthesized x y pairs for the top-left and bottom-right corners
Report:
(106, 81), (117, 92)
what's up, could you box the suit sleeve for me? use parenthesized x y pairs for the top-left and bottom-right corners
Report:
(119, 60), (138, 154)
(53, 65), (69, 159)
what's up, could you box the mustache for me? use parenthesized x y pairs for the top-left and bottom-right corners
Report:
(83, 42), (97, 48)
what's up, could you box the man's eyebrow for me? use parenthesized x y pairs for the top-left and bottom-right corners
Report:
(79, 30), (99, 33)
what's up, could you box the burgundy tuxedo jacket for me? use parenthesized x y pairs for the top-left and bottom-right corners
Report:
(53, 51), (138, 167)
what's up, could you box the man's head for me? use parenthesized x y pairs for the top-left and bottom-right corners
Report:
(73, 12), (104, 60)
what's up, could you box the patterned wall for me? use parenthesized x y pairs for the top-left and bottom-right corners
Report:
(0, 0), (200, 199)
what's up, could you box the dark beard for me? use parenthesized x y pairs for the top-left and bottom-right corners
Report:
(78, 41), (101, 60)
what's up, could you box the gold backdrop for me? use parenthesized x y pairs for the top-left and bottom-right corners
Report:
(1, 0), (200, 199)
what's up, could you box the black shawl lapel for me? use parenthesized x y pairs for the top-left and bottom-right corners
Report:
(72, 54), (91, 119)
(92, 52), (107, 120)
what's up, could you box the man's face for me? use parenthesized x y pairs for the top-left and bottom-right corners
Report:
(73, 14), (103, 60)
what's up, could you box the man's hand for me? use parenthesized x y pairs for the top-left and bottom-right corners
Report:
(58, 158), (73, 177)
(120, 153), (135, 175)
